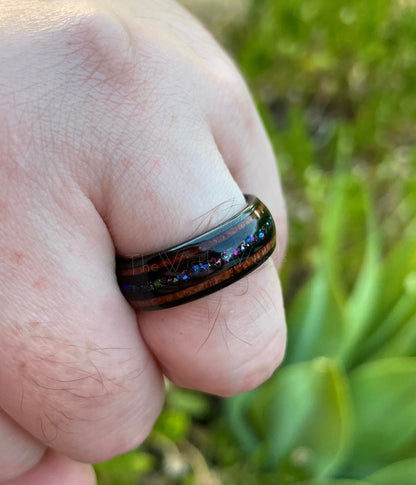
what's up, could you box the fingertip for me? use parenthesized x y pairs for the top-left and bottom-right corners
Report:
(139, 259), (287, 397)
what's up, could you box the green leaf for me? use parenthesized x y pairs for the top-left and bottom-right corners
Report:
(287, 173), (383, 365)
(375, 311), (416, 359)
(94, 451), (155, 485)
(358, 220), (416, 334)
(167, 387), (211, 419)
(153, 409), (191, 443)
(224, 390), (261, 455)
(285, 259), (345, 363)
(339, 358), (416, 477)
(280, 106), (314, 180)
(354, 221), (416, 357)
(366, 458), (416, 485)
(245, 358), (352, 478)
(340, 179), (382, 367)
(319, 172), (351, 301)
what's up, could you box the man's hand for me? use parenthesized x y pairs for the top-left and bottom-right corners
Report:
(0, 0), (287, 482)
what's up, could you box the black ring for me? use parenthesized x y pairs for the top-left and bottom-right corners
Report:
(116, 194), (276, 311)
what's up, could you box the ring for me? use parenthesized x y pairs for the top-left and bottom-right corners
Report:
(116, 194), (276, 311)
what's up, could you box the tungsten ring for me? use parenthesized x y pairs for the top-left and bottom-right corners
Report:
(115, 194), (276, 311)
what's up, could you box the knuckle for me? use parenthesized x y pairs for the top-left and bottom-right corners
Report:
(212, 60), (257, 130)
(62, 3), (135, 89)
(1, 2), (137, 173)
(222, 67), (253, 111)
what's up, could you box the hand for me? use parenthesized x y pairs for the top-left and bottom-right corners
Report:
(0, 0), (288, 483)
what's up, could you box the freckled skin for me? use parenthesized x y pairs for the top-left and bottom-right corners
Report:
(11, 252), (25, 265)
(0, 0), (287, 483)
(33, 277), (48, 290)
(0, 201), (8, 221)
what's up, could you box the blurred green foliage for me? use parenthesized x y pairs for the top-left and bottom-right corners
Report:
(96, 0), (416, 483)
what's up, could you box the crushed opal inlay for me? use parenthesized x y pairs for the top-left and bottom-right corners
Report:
(122, 219), (273, 294)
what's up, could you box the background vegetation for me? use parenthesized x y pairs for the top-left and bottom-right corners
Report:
(95, 0), (416, 483)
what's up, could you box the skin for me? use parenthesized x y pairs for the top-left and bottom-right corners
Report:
(0, 0), (288, 483)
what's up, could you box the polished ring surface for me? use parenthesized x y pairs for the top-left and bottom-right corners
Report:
(116, 194), (276, 311)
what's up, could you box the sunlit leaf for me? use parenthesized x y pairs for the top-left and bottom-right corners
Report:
(339, 358), (416, 477)
(375, 312), (416, 359)
(224, 391), (261, 455)
(153, 409), (191, 443)
(365, 458), (416, 485)
(285, 259), (345, 363)
(351, 221), (416, 364)
(280, 106), (314, 180)
(94, 451), (155, 485)
(244, 358), (352, 478)
(167, 387), (211, 419)
(287, 172), (373, 364)
(319, 172), (350, 301)
(340, 180), (382, 367)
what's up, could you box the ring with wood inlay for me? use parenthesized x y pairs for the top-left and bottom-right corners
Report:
(115, 195), (276, 311)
